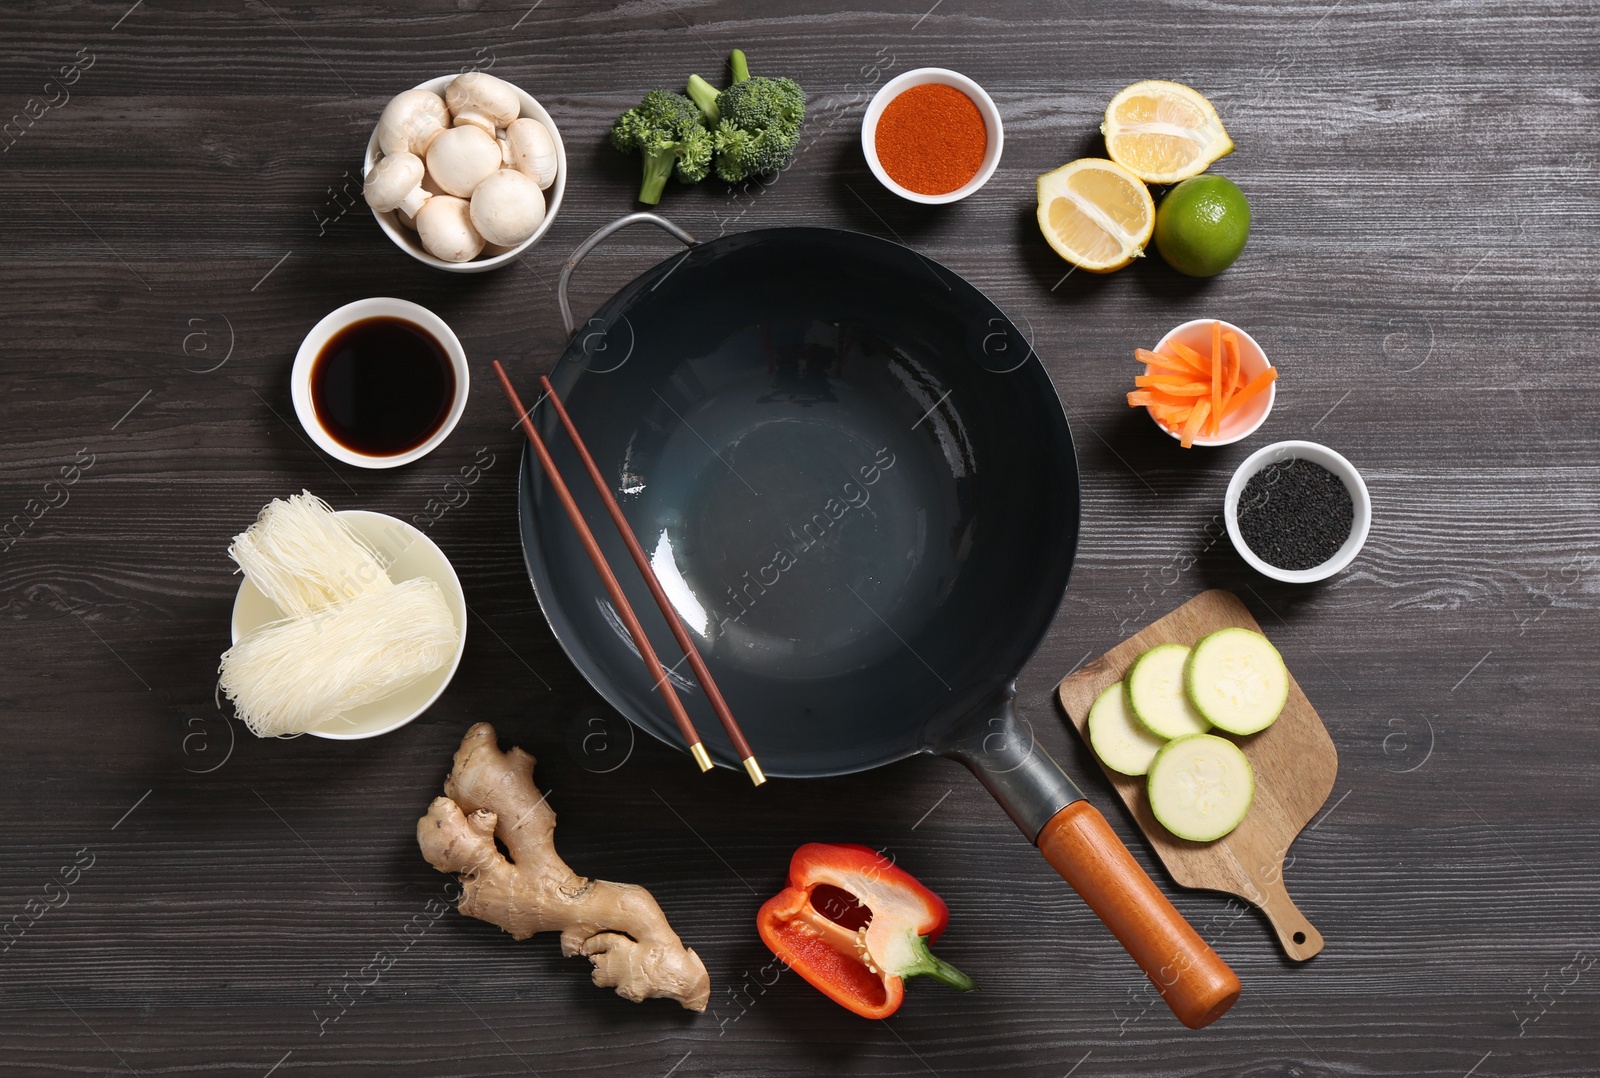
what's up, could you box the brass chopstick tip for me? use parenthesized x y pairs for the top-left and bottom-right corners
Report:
(689, 742), (714, 772)
(742, 756), (767, 787)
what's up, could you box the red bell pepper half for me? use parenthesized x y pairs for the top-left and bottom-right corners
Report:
(757, 843), (973, 1019)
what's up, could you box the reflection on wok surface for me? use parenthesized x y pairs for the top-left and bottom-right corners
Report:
(520, 228), (1079, 776)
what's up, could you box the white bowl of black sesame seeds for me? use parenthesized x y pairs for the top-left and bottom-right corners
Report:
(1225, 440), (1371, 583)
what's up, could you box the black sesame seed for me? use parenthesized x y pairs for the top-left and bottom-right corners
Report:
(1237, 458), (1354, 572)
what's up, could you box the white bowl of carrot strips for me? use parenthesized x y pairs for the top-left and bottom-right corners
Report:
(1130, 319), (1278, 448)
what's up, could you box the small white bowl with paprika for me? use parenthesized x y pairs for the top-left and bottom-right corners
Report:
(862, 69), (1003, 204)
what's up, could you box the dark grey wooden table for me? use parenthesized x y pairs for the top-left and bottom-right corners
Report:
(4, 1), (1597, 1075)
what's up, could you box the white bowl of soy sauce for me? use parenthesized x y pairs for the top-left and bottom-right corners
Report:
(1225, 440), (1371, 583)
(291, 297), (468, 469)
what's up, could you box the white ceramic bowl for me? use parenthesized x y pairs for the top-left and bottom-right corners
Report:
(1225, 440), (1372, 583)
(230, 511), (467, 739)
(861, 68), (1003, 204)
(363, 74), (567, 273)
(1147, 319), (1276, 447)
(291, 297), (468, 469)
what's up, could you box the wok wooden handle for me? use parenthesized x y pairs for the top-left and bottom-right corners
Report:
(1037, 801), (1241, 1029)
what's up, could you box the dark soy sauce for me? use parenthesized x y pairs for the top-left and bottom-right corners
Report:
(311, 316), (455, 456)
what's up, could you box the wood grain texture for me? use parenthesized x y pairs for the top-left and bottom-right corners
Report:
(2, 0), (1599, 1076)
(1057, 590), (1339, 961)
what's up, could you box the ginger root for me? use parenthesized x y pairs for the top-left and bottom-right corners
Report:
(417, 722), (711, 1011)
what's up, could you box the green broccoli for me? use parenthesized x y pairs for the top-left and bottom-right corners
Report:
(685, 49), (806, 183)
(611, 89), (713, 205)
(684, 74), (722, 125)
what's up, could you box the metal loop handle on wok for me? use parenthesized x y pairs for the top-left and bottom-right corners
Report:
(557, 212), (699, 337)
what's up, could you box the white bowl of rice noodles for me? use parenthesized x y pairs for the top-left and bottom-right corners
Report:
(228, 507), (467, 739)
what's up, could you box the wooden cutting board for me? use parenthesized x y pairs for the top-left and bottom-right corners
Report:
(1056, 590), (1338, 961)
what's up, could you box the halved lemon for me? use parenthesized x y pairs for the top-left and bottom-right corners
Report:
(1102, 80), (1233, 185)
(1036, 158), (1155, 273)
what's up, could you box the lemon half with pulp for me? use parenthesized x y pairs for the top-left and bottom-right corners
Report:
(1036, 158), (1155, 273)
(1102, 80), (1233, 185)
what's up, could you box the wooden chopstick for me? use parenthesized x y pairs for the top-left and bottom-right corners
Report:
(491, 361), (713, 775)
(538, 375), (765, 787)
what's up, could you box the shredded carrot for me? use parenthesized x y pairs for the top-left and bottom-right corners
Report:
(1129, 321), (1274, 445)
(1135, 375), (1208, 395)
(1148, 405), (1193, 435)
(1128, 389), (1201, 410)
(1209, 323), (1223, 435)
(1179, 400), (1211, 448)
(1218, 331), (1240, 424)
(1163, 340), (1211, 370)
(1153, 390), (1203, 409)
(1222, 366), (1278, 415)
(1136, 347), (1207, 378)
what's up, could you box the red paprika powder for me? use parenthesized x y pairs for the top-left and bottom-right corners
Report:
(874, 83), (988, 196)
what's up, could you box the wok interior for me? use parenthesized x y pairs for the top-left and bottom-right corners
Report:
(520, 229), (1078, 776)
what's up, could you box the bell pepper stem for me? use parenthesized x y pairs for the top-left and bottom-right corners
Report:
(900, 933), (975, 992)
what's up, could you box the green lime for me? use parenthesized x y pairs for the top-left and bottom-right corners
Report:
(1153, 175), (1250, 277)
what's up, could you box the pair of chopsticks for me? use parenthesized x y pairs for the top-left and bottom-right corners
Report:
(492, 361), (765, 786)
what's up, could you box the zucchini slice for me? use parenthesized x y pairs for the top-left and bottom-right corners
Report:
(1184, 627), (1289, 735)
(1147, 733), (1254, 842)
(1088, 680), (1168, 776)
(1125, 643), (1210, 739)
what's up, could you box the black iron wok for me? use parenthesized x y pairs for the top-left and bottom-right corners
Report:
(516, 214), (1239, 1027)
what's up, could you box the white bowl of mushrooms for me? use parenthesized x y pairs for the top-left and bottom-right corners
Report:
(363, 73), (565, 272)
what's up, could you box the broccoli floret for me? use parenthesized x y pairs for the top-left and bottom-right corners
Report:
(685, 74), (721, 125)
(611, 89), (713, 204)
(687, 50), (806, 183)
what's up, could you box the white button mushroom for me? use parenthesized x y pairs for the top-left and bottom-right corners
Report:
(445, 72), (521, 135)
(425, 124), (502, 197)
(376, 89), (450, 157)
(396, 170), (447, 230)
(415, 195), (484, 263)
(470, 168), (546, 247)
(363, 152), (431, 218)
(501, 117), (558, 190)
